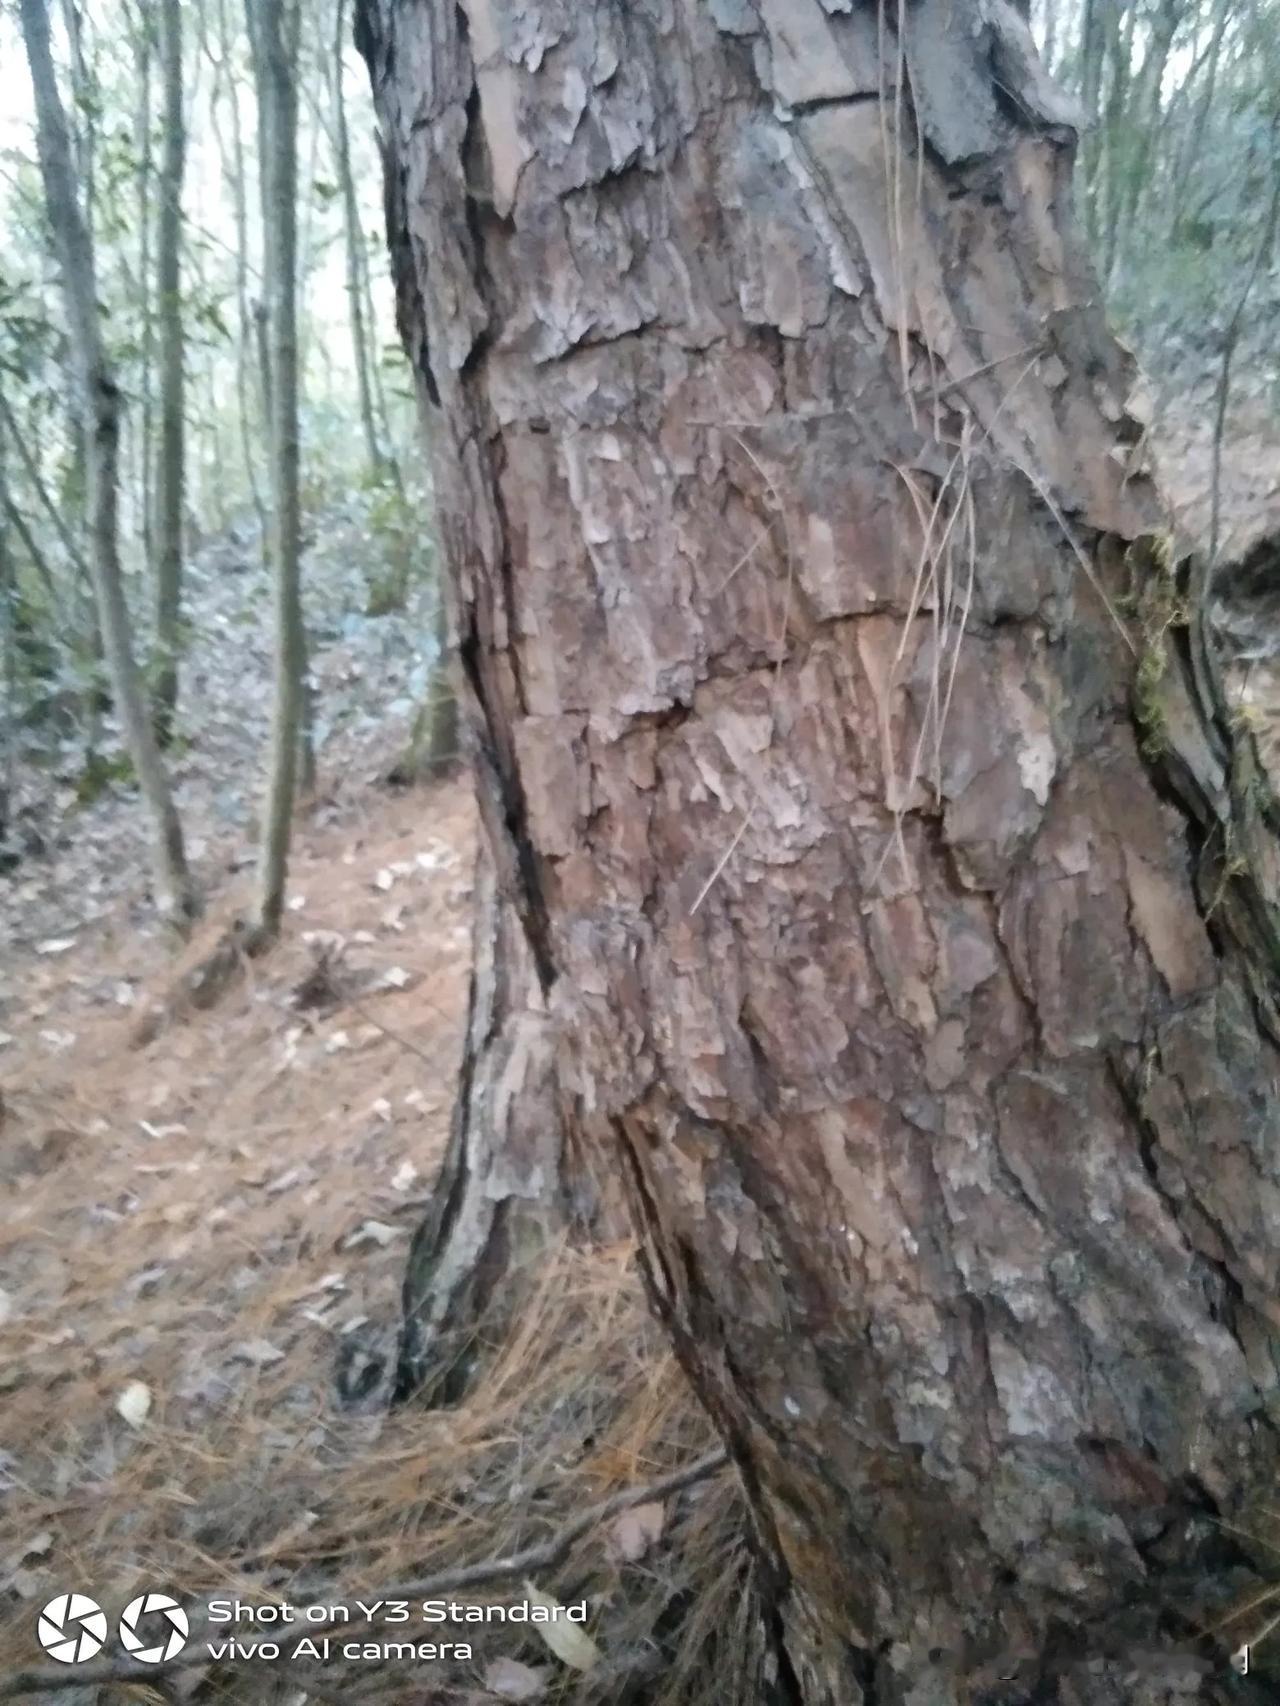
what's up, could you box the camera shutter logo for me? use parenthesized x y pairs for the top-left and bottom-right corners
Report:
(118, 1592), (190, 1663)
(38, 1594), (108, 1664)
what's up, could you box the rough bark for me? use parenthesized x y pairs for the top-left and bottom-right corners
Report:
(395, 841), (564, 1400)
(19, 0), (194, 922)
(153, 0), (186, 745)
(360, 2), (1280, 1700)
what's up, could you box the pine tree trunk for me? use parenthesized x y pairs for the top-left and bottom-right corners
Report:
(153, 0), (185, 745)
(19, 0), (194, 923)
(361, 2), (1280, 1698)
(394, 840), (564, 1400)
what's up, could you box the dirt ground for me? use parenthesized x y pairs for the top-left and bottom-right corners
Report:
(0, 755), (735, 1706)
(0, 767), (470, 1667)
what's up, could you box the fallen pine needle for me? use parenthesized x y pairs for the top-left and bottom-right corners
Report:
(1, 1446), (730, 1697)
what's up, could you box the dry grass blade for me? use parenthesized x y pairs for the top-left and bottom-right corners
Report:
(1, 1447), (729, 1697)
(0, 781), (752, 1706)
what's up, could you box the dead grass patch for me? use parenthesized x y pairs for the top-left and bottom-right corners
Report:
(0, 778), (753, 1705)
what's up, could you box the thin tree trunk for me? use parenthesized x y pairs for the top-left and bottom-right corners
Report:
(1113, 0), (1178, 265)
(331, 0), (384, 479)
(392, 592), (459, 785)
(59, 0), (94, 238)
(298, 625), (317, 796)
(295, 62), (324, 386)
(247, 0), (303, 941)
(361, 1), (1280, 1698)
(1039, 0), (1058, 74)
(395, 842), (564, 1400)
(1169, 1), (1232, 243)
(0, 388), (91, 589)
(357, 209), (399, 475)
(57, 0), (103, 698)
(1078, 0), (1107, 229)
(0, 385), (77, 635)
(19, 0), (194, 923)
(252, 271), (316, 796)
(153, 0), (186, 745)
(61, 395), (93, 631)
(1098, 0), (1138, 281)
(2, 495), (64, 617)
(132, 0), (155, 574)
(209, 0), (266, 534)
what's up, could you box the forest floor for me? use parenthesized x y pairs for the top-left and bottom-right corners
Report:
(0, 525), (730, 1706)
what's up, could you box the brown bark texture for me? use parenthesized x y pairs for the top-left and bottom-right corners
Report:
(394, 841), (564, 1400)
(358, 2), (1280, 1701)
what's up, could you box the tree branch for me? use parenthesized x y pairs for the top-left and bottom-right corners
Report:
(0, 390), (91, 587)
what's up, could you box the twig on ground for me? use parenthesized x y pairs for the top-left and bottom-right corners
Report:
(344, 991), (450, 1064)
(2, 1446), (730, 1698)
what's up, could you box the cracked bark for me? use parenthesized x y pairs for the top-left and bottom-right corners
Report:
(358, 2), (1280, 1700)
(393, 835), (567, 1400)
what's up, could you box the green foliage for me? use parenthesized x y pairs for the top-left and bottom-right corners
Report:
(75, 746), (137, 805)
(360, 472), (426, 616)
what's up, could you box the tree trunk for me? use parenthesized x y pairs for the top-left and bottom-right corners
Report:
(153, 0), (186, 745)
(394, 840), (564, 1401)
(360, 2), (1280, 1699)
(357, 201), (398, 469)
(132, 0), (155, 577)
(59, 0), (95, 239)
(247, 0), (304, 940)
(1077, 0), (1107, 233)
(1112, 0), (1179, 267)
(1168, 0), (1230, 246)
(210, 0), (267, 536)
(392, 593), (460, 786)
(332, 0), (386, 481)
(295, 56), (326, 386)
(19, 0), (194, 923)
